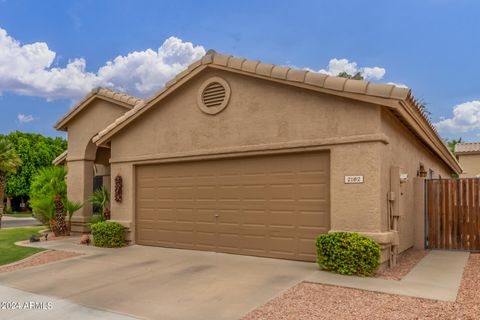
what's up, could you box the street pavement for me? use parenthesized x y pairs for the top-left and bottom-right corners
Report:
(1, 216), (42, 228)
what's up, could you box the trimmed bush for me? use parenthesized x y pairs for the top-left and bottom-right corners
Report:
(91, 221), (126, 248)
(315, 232), (380, 276)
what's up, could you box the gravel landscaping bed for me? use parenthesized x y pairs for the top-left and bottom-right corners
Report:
(374, 248), (430, 280)
(0, 250), (83, 273)
(243, 254), (480, 320)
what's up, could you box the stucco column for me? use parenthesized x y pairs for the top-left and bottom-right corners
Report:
(67, 159), (94, 234)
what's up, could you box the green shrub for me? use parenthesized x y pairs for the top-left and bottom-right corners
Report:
(315, 232), (380, 276)
(91, 221), (126, 248)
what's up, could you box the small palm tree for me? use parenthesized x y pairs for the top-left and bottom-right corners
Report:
(89, 186), (110, 220)
(63, 199), (83, 235)
(30, 197), (56, 233)
(0, 139), (22, 228)
(32, 166), (68, 236)
(447, 138), (463, 153)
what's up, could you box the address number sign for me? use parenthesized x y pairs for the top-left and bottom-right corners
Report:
(344, 175), (364, 184)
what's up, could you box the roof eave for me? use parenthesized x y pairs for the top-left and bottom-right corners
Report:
(54, 90), (140, 132)
(52, 150), (68, 166)
(397, 100), (462, 174)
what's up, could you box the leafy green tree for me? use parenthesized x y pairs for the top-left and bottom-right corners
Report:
(1, 131), (67, 201)
(337, 71), (364, 80)
(0, 139), (22, 228)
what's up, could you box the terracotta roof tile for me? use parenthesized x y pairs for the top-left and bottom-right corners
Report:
(213, 54), (231, 66)
(304, 72), (328, 87)
(286, 69), (307, 82)
(455, 143), (480, 153)
(344, 79), (369, 94)
(324, 76), (347, 91)
(366, 83), (395, 98)
(256, 63), (275, 77)
(271, 66), (290, 80)
(228, 57), (246, 70)
(242, 60), (260, 73)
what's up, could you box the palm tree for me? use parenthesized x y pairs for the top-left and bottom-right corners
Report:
(31, 166), (68, 236)
(447, 138), (463, 153)
(0, 139), (22, 228)
(63, 199), (83, 235)
(89, 186), (110, 220)
(30, 197), (56, 233)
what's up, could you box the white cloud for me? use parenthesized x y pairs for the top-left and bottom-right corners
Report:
(315, 58), (386, 80)
(435, 100), (480, 133)
(386, 82), (409, 88)
(362, 67), (386, 81)
(17, 114), (34, 123)
(0, 27), (206, 100)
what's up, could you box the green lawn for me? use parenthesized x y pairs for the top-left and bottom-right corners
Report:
(0, 227), (45, 266)
(4, 213), (32, 218)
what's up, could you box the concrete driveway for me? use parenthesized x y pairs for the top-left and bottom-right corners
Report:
(0, 239), (316, 320)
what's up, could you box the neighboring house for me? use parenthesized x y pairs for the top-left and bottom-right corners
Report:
(455, 143), (480, 177)
(53, 50), (461, 265)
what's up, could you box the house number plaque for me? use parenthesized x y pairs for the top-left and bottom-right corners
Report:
(344, 175), (364, 184)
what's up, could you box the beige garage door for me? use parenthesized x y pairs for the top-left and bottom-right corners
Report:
(135, 151), (330, 261)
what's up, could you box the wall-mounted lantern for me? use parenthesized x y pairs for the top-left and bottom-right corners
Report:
(417, 164), (427, 178)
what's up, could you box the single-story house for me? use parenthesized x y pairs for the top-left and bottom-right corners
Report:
(455, 142), (480, 177)
(53, 50), (461, 265)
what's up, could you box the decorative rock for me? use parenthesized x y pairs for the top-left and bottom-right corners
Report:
(80, 234), (91, 245)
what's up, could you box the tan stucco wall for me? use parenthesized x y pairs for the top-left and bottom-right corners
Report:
(66, 99), (128, 160)
(457, 153), (480, 177)
(65, 99), (130, 231)
(380, 110), (452, 252)
(108, 68), (387, 246)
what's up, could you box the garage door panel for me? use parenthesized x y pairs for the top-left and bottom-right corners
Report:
(297, 211), (329, 227)
(136, 151), (330, 262)
(243, 210), (267, 225)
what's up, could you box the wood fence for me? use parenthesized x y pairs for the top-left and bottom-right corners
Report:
(426, 178), (480, 251)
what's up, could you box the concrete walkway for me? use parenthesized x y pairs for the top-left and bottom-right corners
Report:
(305, 250), (469, 301)
(0, 285), (138, 320)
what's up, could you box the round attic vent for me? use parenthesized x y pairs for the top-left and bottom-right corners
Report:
(197, 77), (231, 115)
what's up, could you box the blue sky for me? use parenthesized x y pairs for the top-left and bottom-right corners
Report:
(0, 0), (479, 141)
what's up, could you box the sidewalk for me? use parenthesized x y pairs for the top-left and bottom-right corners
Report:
(305, 250), (469, 301)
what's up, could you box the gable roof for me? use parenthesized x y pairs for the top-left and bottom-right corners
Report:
(91, 50), (461, 174)
(54, 87), (143, 131)
(455, 142), (480, 154)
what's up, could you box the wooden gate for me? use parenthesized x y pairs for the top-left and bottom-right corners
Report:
(426, 178), (480, 250)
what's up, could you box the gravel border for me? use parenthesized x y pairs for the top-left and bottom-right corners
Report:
(374, 248), (430, 280)
(243, 254), (480, 320)
(0, 250), (83, 273)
